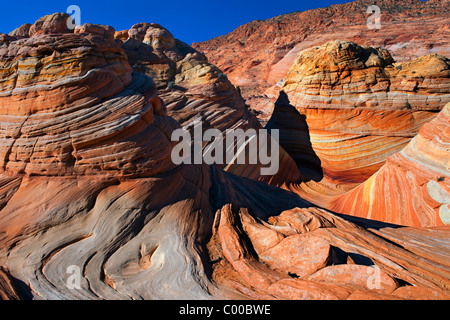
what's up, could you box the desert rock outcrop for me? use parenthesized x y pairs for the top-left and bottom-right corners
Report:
(115, 23), (302, 185)
(330, 102), (450, 227)
(193, 0), (450, 121)
(0, 14), (448, 301)
(264, 41), (449, 228)
(280, 41), (449, 185)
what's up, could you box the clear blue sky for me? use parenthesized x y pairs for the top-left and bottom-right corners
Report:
(1, 0), (362, 44)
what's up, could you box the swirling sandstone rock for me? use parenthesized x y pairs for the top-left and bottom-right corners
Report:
(193, 0), (450, 121)
(282, 41), (449, 183)
(265, 41), (449, 212)
(208, 204), (450, 300)
(0, 31), (177, 177)
(330, 103), (450, 227)
(116, 23), (301, 185)
(283, 42), (449, 111)
(117, 22), (259, 132)
(265, 40), (450, 227)
(0, 15), (449, 300)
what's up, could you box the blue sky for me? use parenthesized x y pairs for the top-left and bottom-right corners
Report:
(1, 0), (366, 44)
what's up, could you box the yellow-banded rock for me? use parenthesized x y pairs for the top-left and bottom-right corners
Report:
(330, 103), (450, 227)
(0, 14), (449, 301)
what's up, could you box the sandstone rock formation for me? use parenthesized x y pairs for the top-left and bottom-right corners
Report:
(263, 40), (449, 227)
(8, 23), (31, 38)
(280, 41), (449, 184)
(193, 0), (450, 122)
(0, 14), (448, 301)
(0, 267), (21, 300)
(28, 13), (72, 37)
(330, 102), (450, 227)
(114, 22), (302, 185)
(209, 204), (450, 300)
(115, 22), (258, 132)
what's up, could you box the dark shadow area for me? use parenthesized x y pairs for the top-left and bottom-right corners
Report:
(210, 162), (403, 231)
(334, 212), (404, 230)
(329, 246), (381, 267)
(11, 274), (33, 300)
(329, 246), (348, 265)
(122, 37), (165, 65)
(265, 91), (323, 182)
(328, 247), (375, 266)
(213, 166), (313, 222)
(346, 252), (375, 266)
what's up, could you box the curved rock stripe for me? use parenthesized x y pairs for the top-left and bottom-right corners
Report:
(331, 103), (450, 227)
(0, 15), (449, 300)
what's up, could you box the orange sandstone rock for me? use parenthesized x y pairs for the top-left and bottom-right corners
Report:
(28, 13), (72, 37)
(263, 40), (449, 227)
(0, 14), (449, 301)
(307, 264), (399, 294)
(391, 285), (450, 300)
(330, 103), (450, 227)
(193, 0), (450, 121)
(259, 233), (331, 278)
(116, 22), (302, 186)
(280, 41), (449, 187)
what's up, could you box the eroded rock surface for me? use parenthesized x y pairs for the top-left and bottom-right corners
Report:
(280, 41), (449, 187)
(264, 41), (449, 227)
(0, 14), (448, 301)
(330, 103), (450, 227)
(115, 22), (301, 185)
(193, 0), (450, 122)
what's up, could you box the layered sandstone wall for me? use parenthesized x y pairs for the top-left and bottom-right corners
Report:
(193, 0), (450, 122)
(0, 13), (448, 300)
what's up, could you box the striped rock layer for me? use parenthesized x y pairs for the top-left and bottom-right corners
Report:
(0, 30), (176, 178)
(0, 15), (448, 300)
(330, 103), (450, 227)
(193, 0), (450, 122)
(115, 22), (301, 185)
(281, 41), (449, 185)
(267, 41), (450, 227)
(115, 22), (259, 132)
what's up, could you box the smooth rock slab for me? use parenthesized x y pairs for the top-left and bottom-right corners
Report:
(391, 285), (450, 300)
(239, 208), (285, 254)
(307, 264), (399, 294)
(259, 232), (330, 278)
